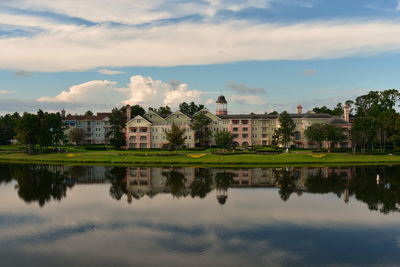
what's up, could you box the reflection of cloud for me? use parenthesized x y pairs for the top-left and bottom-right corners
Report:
(303, 69), (317, 75)
(0, 90), (15, 95)
(15, 71), (31, 77)
(1, 179), (400, 266)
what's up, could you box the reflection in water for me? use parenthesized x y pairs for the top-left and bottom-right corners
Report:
(0, 164), (399, 214)
(1, 163), (400, 266)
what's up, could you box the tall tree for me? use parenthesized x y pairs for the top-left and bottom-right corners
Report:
(179, 102), (204, 116)
(214, 130), (234, 150)
(84, 110), (94, 116)
(69, 127), (85, 145)
(190, 113), (212, 147)
(107, 108), (126, 149)
(276, 111), (295, 150)
(130, 105), (146, 117)
(16, 112), (40, 154)
(150, 106), (172, 116)
(165, 122), (186, 150)
(304, 123), (326, 150)
(0, 112), (20, 145)
(324, 124), (347, 152)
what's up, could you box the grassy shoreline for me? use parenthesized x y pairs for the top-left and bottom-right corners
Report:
(1, 150), (400, 167)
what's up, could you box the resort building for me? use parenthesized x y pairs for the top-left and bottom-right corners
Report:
(125, 95), (352, 149)
(62, 110), (112, 144)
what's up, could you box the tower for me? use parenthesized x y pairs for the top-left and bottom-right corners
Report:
(126, 105), (131, 121)
(216, 95), (228, 116)
(343, 104), (350, 122)
(296, 104), (303, 114)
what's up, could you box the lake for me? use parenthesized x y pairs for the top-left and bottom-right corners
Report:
(0, 163), (400, 266)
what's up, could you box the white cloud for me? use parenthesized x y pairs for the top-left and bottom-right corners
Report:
(0, 90), (15, 95)
(123, 75), (204, 108)
(2, 20), (400, 72)
(98, 69), (126, 75)
(37, 80), (123, 104)
(304, 69), (317, 75)
(226, 81), (266, 94)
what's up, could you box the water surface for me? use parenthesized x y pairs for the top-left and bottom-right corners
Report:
(0, 164), (400, 266)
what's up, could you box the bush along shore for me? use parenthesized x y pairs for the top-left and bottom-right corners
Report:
(0, 147), (400, 166)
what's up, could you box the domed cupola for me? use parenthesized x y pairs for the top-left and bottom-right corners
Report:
(216, 95), (228, 116)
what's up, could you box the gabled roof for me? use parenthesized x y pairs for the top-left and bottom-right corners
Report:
(164, 110), (192, 120)
(126, 115), (152, 125)
(217, 113), (333, 120)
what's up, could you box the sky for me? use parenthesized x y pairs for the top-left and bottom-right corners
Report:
(1, 0), (400, 115)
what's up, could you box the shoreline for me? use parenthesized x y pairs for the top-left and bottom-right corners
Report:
(1, 151), (400, 167)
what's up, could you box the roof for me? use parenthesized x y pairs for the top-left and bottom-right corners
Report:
(329, 117), (351, 125)
(216, 95), (228, 104)
(64, 112), (111, 121)
(217, 113), (332, 120)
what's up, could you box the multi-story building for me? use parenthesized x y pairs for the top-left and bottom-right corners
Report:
(63, 111), (112, 144)
(125, 95), (352, 149)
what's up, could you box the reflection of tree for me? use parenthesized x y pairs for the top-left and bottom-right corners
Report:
(105, 167), (128, 201)
(190, 168), (213, 198)
(350, 167), (400, 214)
(305, 169), (348, 198)
(14, 165), (72, 207)
(162, 169), (187, 198)
(0, 164), (13, 185)
(215, 171), (234, 205)
(215, 172), (234, 189)
(68, 166), (87, 180)
(274, 168), (297, 201)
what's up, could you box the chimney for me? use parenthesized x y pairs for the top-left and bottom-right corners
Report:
(296, 104), (303, 114)
(343, 104), (350, 122)
(126, 105), (131, 121)
(61, 109), (66, 118)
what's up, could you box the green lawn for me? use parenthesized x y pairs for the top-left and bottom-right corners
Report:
(0, 150), (399, 167)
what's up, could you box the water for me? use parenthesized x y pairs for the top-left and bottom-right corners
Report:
(0, 164), (400, 266)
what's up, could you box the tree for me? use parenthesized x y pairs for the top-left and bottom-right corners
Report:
(304, 123), (326, 150)
(165, 123), (186, 150)
(190, 113), (212, 147)
(276, 111), (295, 150)
(313, 103), (343, 116)
(84, 110), (94, 116)
(150, 106), (172, 116)
(0, 112), (20, 145)
(179, 102), (204, 116)
(214, 130), (234, 150)
(69, 127), (85, 145)
(324, 124), (347, 152)
(107, 108), (126, 149)
(16, 112), (40, 154)
(130, 105), (146, 117)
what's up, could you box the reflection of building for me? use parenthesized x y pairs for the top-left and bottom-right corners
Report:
(124, 166), (355, 205)
(125, 95), (352, 149)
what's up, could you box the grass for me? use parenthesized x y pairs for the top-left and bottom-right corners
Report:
(1, 149), (400, 167)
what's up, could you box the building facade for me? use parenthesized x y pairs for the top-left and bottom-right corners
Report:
(63, 111), (112, 144)
(125, 95), (352, 149)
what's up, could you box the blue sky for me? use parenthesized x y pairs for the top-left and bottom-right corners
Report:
(0, 0), (400, 114)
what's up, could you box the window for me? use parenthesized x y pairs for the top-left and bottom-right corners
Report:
(233, 127), (239, 132)
(233, 134), (239, 138)
(294, 131), (301, 141)
(140, 136), (147, 141)
(243, 128), (248, 132)
(137, 119), (141, 123)
(242, 134), (248, 138)
(176, 115), (180, 118)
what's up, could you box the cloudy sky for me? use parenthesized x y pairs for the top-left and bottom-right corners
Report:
(1, 0), (400, 114)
